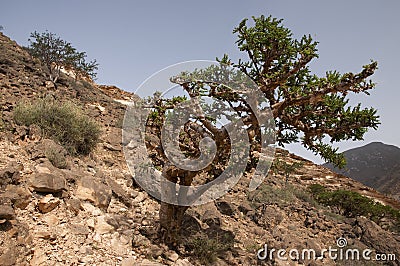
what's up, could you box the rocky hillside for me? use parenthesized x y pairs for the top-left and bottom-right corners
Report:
(324, 142), (400, 200)
(1, 32), (399, 266)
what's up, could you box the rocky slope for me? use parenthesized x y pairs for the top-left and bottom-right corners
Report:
(1, 32), (399, 266)
(324, 142), (400, 200)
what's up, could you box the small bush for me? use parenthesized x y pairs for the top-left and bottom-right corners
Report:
(292, 186), (318, 207)
(248, 184), (295, 208)
(14, 97), (100, 155)
(249, 183), (319, 209)
(187, 235), (230, 265)
(309, 184), (400, 230)
(45, 147), (68, 169)
(309, 184), (327, 196)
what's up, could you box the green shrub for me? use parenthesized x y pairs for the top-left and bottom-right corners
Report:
(309, 184), (327, 196)
(249, 183), (319, 209)
(187, 235), (230, 265)
(14, 97), (100, 155)
(309, 184), (400, 229)
(292, 186), (318, 207)
(248, 184), (295, 208)
(45, 147), (68, 169)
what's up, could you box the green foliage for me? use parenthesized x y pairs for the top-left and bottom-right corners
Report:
(272, 158), (303, 184)
(187, 235), (230, 265)
(146, 14), (381, 245)
(309, 184), (400, 227)
(308, 184), (326, 196)
(247, 184), (318, 211)
(249, 184), (295, 208)
(45, 147), (68, 169)
(13, 97), (100, 155)
(227, 15), (379, 168)
(249, 182), (319, 209)
(292, 186), (318, 206)
(28, 31), (98, 84)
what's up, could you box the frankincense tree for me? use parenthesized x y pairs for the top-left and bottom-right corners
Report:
(28, 31), (98, 86)
(131, 15), (379, 245)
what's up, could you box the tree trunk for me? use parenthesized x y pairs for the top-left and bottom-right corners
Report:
(159, 164), (195, 245)
(159, 202), (188, 246)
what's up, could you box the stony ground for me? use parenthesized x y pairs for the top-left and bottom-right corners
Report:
(1, 32), (399, 266)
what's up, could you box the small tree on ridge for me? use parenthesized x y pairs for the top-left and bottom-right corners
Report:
(28, 31), (98, 86)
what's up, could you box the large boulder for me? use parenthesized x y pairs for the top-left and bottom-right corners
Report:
(30, 172), (66, 194)
(1, 185), (31, 209)
(0, 205), (15, 221)
(0, 161), (23, 187)
(75, 177), (112, 210)
(106, 177), (132, 207)
(356, 216), (400, 265)
(37, 194), (60, 213)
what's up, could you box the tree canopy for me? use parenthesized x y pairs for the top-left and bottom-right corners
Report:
(28, 31), (98, 85)
(130, 15), (380, 245)
(229, 15), (379, 167)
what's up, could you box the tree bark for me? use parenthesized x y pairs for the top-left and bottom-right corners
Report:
(159, 202), (188, 246)
(158, 164), (195, 245)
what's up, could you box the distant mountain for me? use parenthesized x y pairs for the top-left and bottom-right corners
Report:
(324, 142), (400, 200)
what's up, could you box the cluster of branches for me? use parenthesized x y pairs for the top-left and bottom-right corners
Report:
(144, 91), (238, 244)
(230, 15), (379, 167)
(28, 31), (98, 86)
(143, 15), (380, 245)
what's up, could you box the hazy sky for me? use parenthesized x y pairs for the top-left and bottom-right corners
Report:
(1, 1), (399, 163)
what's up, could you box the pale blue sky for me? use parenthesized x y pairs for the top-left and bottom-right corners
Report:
(1, 1), (399, 163)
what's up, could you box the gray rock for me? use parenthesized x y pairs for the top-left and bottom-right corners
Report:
(70, 223), (91, 236)
(30, 172), (66, 193)
(27, 138), (67, 162)
(106, 177), (132, 207)
(0, 247), (17, 266)
(65, 198), (82, 214)
(132, 234), (150, 248)
(75, 176), (112, 209)
(202, 209), (221, 227)
(1, 185), (31, 209)
(0, 161), (23, 187)
(0, 204), (15, 220)
(148, 244), (163, 258)
(216, 199), (236, 216)
(356, 216), (400, 265)
(238, 201), (254, 214)
(257, 205), (284, 229)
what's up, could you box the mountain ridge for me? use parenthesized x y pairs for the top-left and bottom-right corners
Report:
(324, 142), (400, 200)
